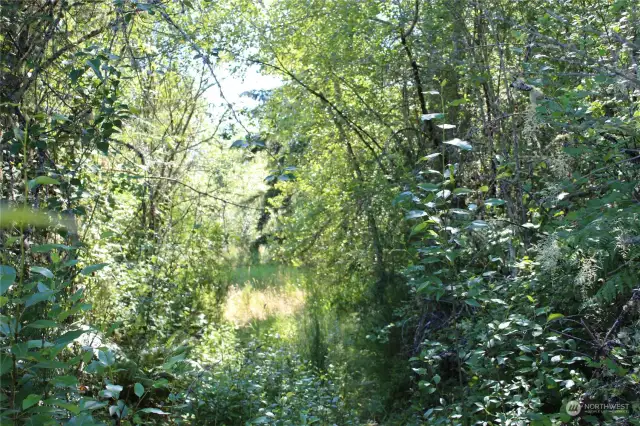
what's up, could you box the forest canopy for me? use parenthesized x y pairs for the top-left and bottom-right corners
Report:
(1, 0), (639, 425)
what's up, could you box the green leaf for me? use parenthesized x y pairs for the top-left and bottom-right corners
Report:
(55, 329), (88, 346)
(27, 340), (54, 348)
(0, 354), (12, 375)
(24, 414), (57, 425)
(418, 183), (440, 191)
(453, 187), (472, 195)
(28, 176), (60, 190)
(44, 398), (80, 414)
(405, 210), (427, 219)
(603, 357), (627, 376)
(465, 299), (481, 307)
(433, 374), (441, 384)
(436, 189), (451, 199)
(80, 263), (108, 276)
(498, 321), (511, 330)
(23, 394), (41, 410)
(69, 68), (85, 84)
(34, 360), (70, 369)
(52, 113), (69, 122)
(134, 383), (144, 398)
(162, 352), (186, 371)
(547, 313), (564, 322)
(484, 198), (506, 206)
(0, 265), (16, 295)
(421, 113), (444, 121)
(106, 384), (123, 392)
(139, 408), (169, 415)
(57, 302), (91, 322)
(450, 208), (470, 215)
(436, 124), (456, 130)
(467, 220), (489, 230)
(97, 349), (115, 366)
(86, 58), (103, 80)
(443, 138), (472, 150)
(419, 153), (440, 162)
(31, 244), (73, 253)
(449, 98), (468, 106)
(79, 399), (107, 411)
(70, 288), (84, 303)
(25, 290), (56, 307)
(101, 384), (123, 399)
(26, 320), (59, 329)
(51, 375), (79, 388)
(410, 221), (429, 236)
(10, 342), (29, 359)
(30, 266), (53, 279)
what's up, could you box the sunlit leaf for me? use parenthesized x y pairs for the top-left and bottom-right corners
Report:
(547, 313), (564, 322)
(86, 58), (103, 80)
(485, 198), (506, 206)
(498, 321), (511, 330)
(30, 266), (53, 279)
(51, 375), (79, 388)
(26, 290), (56, 307)
(437, 124), (456, 130)
(28, 176), (60, 190)
(55, 329), (88, 346)
(443, 138), (472, 150)
(79, 399), (107, 411)
(26, 320), (59, 329)
(23, 394), (41, 410)
(421, 113), (444, 121)
(419, 153), (441, 162)
(134, 383), (144, 398)
(0, 265), (16, 295)
(80, 263), (108, 276)
(418, 183), (440, 191)
(139, 408), (170, 415)
(453, 187), (472, 195)
(31, 244), (73, 253)
(44, 398), (80, 414)
(436, 189), (451, 199)
(405, 210), (428, 219)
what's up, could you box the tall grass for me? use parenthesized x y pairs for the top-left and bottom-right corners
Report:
(223, 264), (307, 332)
(228, 263), (305, 290)
(223, 284), (305, 326)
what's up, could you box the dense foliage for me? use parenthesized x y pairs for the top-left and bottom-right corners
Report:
(1, 0), (639, 425)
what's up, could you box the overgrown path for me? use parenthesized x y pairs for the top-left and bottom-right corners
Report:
(1, 0), (639, 425)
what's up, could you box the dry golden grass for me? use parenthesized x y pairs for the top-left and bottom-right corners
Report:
(223, 285), (306, 326)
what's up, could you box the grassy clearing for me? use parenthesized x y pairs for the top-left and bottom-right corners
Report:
(223, 284), (305, 326)
(223, 264), (307, 334)
(228, 263), (305, 289)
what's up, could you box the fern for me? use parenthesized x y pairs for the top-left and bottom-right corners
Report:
(595, 269), (636, 304)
